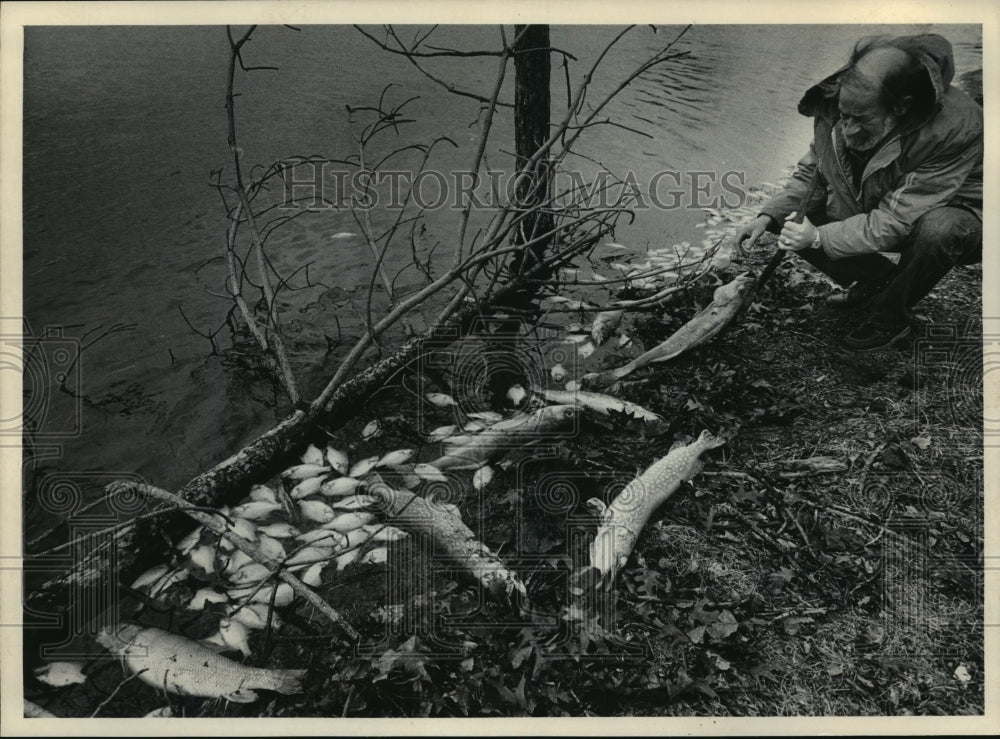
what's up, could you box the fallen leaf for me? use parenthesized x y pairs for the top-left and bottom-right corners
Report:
(910, 435), (932, 450)
(954, 664), (972, 684)
(706, 609), (739, 640)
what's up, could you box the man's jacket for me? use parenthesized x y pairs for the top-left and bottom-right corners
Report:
(759, 34), (983, 259)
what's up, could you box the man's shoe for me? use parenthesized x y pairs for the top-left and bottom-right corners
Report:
(840, 318), (912, 353)
(825, 280), (888, 312)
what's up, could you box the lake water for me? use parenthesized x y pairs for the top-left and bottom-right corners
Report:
(20, 24), (982, 534)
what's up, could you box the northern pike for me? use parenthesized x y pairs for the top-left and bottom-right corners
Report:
(581, 274), (754, 389)
(96, 623), (305, 703)
(589, 430), (725, 582)
(428, 405), (580, 470)
(531, 386), (666, 432)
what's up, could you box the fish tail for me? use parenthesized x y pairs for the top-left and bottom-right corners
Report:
(272, 669), (307, 694)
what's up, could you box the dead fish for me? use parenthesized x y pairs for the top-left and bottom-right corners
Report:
(324, 511), (376, 533)
(472, 465), (494, 490)
(228, 603), (281, 631)
(96, 623), (304, 702)
(427, 405), (580, 470)
(427, 424), (458, 442)
(248, 583), (294, 607)
(281, 464), (330, 481)
(359, 547), (389, 565)
(148, 567), (188, 599)
(298, 499), (335, 525)
(321, 477), (362, 496)
(376, 449), (414, 468)
(131, 564), (170, 590)
(398, 471), (422, 489)
(221, 553), (255, 584)
(362, 524), (409, 542)
(175, 526), (204, 555)
(218, 618), (252, 657)
(219, 517), (258, 551)
(187, 587), (229, 611)
(290, 477), (325, 500)
(330, 494), (377, 511)
(334, 548), (361, 570)
(256, 534), (286, 561)
(230, 501), (283, 521)
(295, 527), (344, 546)
(187, 544), (217, 575)
(34, 662), (87, 687)
(467, 411), (502, 422)
(590, 430), (725, 581)
(300, 562), (326, 587)
(591, 309), (625, 346)
(249, 485), (278, 504)
(413, 463), (448, 482)
(582, 274), (754, 389)
(257, 522), (299, 539)
(361, 420), (382, 440)
(300, 443), (325, 466)
(325, 447), (350, 474)
(229, 562), (272, 586)
(284, 543), (336, 569)
(348, 455), (380, 478)
(201, 630), (228, 650)
(425, 392), (456, 407)
(531, 386), (666, 431)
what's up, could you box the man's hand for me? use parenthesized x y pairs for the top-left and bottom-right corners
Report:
(778, 211), (818, 252)
(734, 215), (775, 257)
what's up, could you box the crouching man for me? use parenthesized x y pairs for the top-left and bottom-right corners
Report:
(736, 33), (982, 352)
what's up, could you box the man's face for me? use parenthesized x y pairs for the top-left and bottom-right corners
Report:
(838, 82), (897, 152)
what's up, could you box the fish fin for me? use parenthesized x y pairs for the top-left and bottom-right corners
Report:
(224, 689), (259, 703)
(684, 460), (705, 481)
(274, 669), (307, 695)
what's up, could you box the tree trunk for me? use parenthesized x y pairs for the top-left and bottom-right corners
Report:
(509, 24), (552, 276)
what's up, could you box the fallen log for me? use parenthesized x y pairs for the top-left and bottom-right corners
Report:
(368, 475), (527, 604)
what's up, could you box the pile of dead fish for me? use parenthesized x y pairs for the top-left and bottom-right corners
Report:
(53, 383), (666, 707)
(37, 192), (782, 711)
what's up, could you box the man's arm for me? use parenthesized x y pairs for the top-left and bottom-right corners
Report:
(758, 143), (821, 231)
(817, 132), (983, 259)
